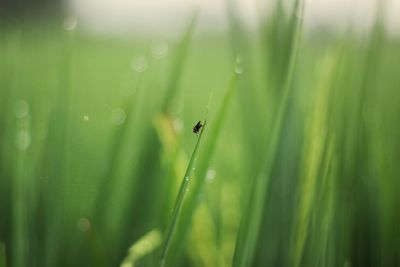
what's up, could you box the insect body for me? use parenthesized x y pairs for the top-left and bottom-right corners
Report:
(193, 121), (203, 134)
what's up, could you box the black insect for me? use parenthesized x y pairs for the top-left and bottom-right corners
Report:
(193, 121), (203, 134)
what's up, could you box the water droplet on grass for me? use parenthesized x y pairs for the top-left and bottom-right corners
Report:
(14, 100), (29, 118)
(151, 42), (169, 59)
(131, 56), (148, 73)
(77, 218), (91, 232)
(63, 16), (78, 31)
(235, 65), (243, 74)
(110, 108), (127, 125)
(206, 169), (216, 182)
(16, 131), (30, 151)
(172, 118), (184, 133)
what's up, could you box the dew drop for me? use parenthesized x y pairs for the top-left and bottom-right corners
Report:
(235, 65), (243, 74)
(172, 118), (184, 133)
(206, 169), (216, 182)
(131, 56), (148, 73)
(16, 131), (31, 151)
(63, 16), (78, 31)
(110, 108), (127, 126)
(77, 217), (91, 232)
(151, 42), (169, 59)
(14, 100), (29, 119)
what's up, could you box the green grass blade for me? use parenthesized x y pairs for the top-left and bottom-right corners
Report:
(162, 9), (199, 112)
(118, 12), (199, 252)
(120, 229), (162, 267)
(291, 55), (335, 267)
(232, 1), (304, 266)
(93, 73), (144, 226)
(194, 71), (239, 187)
(160, 113), (208, 267)
(43, 30), (75, 267)
(165, 69), (240, 266)
(226, 0), (264, 159)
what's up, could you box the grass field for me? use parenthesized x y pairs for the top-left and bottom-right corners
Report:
(1, 1), (400, 266)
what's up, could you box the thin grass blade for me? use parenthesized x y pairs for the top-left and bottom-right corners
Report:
(232, 1), (304, 266)
(160, 113), (208, 267)
(166, 69), (240, 266)
(162, 9), (199, 112)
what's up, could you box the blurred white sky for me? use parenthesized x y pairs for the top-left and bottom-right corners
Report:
(68, 0), (400, 36)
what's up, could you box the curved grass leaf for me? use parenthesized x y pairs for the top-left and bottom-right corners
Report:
(120, 229), (162, 267)
(165, 69), (240, 266)
(232, 1), (304, 266)
(162, 9), (199, 113)
(160, 113), (208, 267)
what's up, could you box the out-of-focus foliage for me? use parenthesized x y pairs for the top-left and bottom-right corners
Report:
(0, 0), (400, 266)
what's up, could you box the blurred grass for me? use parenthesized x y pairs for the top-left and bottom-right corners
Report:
(160, 108), (207, 267)
(1, 1), (400, 266)
(233, 1), (304, 266)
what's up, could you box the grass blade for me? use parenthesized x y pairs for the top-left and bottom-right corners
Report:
(120, 9), (199, 240)
(160, 113), (208, 267)
(120, 229), (162, 267)
(162, 9), (199, 112)
(165, 69), (240, 266)
(232, 1), (304, 266)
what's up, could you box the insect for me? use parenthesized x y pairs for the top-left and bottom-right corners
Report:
(192, 121), (203, 134)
